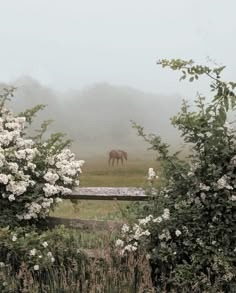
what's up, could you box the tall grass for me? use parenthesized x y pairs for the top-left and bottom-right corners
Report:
(0, 250), (155, 292)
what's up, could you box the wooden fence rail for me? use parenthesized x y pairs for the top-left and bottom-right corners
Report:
(62, 187), (148, 201)
(48, 187), (150, 230)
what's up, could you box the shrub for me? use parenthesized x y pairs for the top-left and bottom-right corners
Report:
(0, 89), (84, 226)
(119, 60), (236, 292)
(0, 225), (155, 292)
(0, 225), (90, 292)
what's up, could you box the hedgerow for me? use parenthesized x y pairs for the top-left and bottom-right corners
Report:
(117, 59), (236, 292)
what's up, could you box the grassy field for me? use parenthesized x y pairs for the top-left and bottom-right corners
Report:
(51, 154), (159, 220)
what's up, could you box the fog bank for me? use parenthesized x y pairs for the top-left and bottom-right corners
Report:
(1, 76), (183, 158)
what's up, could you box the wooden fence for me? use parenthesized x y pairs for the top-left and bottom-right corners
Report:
(47, 187), (149, 230)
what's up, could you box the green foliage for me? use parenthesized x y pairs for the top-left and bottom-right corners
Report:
(18, 104), (46, 126)
(0, 226), (154, 292)
(134, 59), (236, 292)
(0, 225), (89, 292)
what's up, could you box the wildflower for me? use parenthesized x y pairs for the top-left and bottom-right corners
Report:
(121, 224), (129, 234)
(51, 257), (55, 263)
(42, 241), (48, 248)
(8, 194), (15, 201)
(12, 235), (17, 242)
(159, 229), (171, 241)
(175, 229), (182, 237)
(217, 176), (233, 190)
(123, 244), (137, 252)
(0, 174), (8, 185)
(142, 230), (150, 237)
(153, 216), (162, 223)
(138, 215), (153, 225)
(43, 170), (59, 185)
(162, 208), (170, 220)
(115, 239), (124, 247)
(200, 192), (206, 201)
(34, 265), (39, 271)
(147, 168), (157, 181)
(0, 262), (5, 267)
(30, 248), (37, 256)
(199, 183), (210, 191)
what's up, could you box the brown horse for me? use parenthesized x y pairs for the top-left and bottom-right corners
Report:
(109, 149), (128, 166)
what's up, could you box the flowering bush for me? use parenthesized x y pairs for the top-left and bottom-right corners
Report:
(0, 89), (84, 225)
(0, 225), (91, 292)
(0, 225), (87, 272)
(125, 60), (236, 292)
(115, 208), (169, 255)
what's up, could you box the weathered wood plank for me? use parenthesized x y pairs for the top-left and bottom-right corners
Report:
(64, 187), (148, 201)
(47, 216), (124, 230)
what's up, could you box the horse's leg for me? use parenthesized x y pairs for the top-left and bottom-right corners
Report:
(121, 157), (123, 165)
(112, 158), (115, 167)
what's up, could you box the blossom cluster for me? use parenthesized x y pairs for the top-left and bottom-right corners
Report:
(28, 241), (56, 271)
(1, 233), (57, 272)
(0, 101), (84, 221)
(115, 208), (170, 255)
(147, 168), (158, 182)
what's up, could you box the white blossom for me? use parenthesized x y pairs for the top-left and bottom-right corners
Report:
(8, 194), (15, 201)
(12, 235), (17, 242)
(43, 183), (60, 197)
(162, 208), (170, 220)
(159, 229), (171, 241)
(217, 176), (233, 190)
(121, 224), (129, 234)
(147, 168), (158, 181)
(115, 239), (124, 247)
(0, 174), (8, 185)
(199, 183), (210, 191)
(138, 215), (153, 225)
(34, 265), (39, 271)
(175, 229), (182, 237)
(153, 216), (163, 223)
(30, 248), (37, 256)
(43, 170), (59, 185)
(42, 241), (48, 248)
(8, 162), (19, 173)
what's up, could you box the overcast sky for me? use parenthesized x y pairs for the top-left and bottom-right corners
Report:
(0, 0), (235, 97)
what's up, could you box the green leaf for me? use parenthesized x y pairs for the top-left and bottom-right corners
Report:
(218, 107), (226, 124)
(224, 97), (229, 111)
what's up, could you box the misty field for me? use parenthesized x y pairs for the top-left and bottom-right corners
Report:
(51, 153), (159, 220)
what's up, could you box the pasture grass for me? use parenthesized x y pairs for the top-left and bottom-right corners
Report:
(51, 154), (159, 220)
